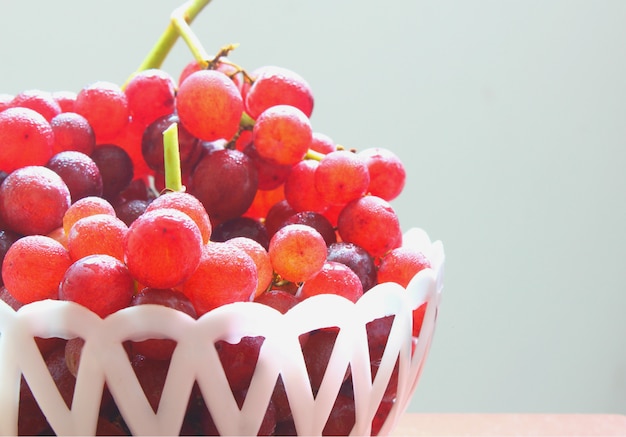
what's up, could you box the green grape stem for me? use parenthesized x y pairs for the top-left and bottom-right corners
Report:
(163, 123), (184, 192)
(122, 0), (213, 88)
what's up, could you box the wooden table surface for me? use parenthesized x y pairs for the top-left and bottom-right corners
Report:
(391, 413), (626, 436)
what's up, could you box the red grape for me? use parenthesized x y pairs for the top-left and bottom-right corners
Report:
(188, 148), (258, 225)
(124, 68), (176, 127)
(2, 235), (72, 304)
(0, 165), (71, 235)
(10, 89), (61, 122)
(62, 195), (115, 235)
(90, 144), (134, 201)
(283, 159), (328, 213)
(337, 196), (402, 258)
(358, 147), (406, 201)
(51, 90), (77, 113)
(50, 112), (96, 155)
(269, 224), (326, 283)
(176, 69), (243, 141)
(182, 242), (257, 316)
(59, 253), (135, 318)
(0, 107), (54, 173)
(297, 261), (364, 303)
(67, 213), (128, 262)
(245, 65), (314, 120)
(11, 89), (61, 122)
(377, 246), (431, 288)
(74, 81), (129, 142)
(145, 191), (212, 244)
(227, 236), (273, 298)
(46, 151), (103, 201)
(124, 208), (203, 289)
(252, 104), (312, 166)
(315, 150), (370, 206)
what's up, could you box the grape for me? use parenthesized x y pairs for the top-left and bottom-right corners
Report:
(211, 216), (269, 250)
(315, 150), (370, 206)
(46, 346), (76, 410)
(182, 242), (257, 316)
(59, 254), (135, 318)
(264, 199), (295, 238)
(297, 261), (364, 304)
(337, 195), (402, 258)
(0, 230), (20, 286)
(283, 159), (328, 213)
(10, 89), (62, 122)
(176, 69), (243, 142)
(51, 90), (77, 113)
(67, 214), (128, 262)
(242, 142), (292, 191)
(252, 104), (312, 166)
(0, 107), (54, 173)
(215, 336), (264, 392)
(245, 65), (314, 120)
(50, 112), (96, 155)
(0, 165), (71, 235)
(131, 353), (171, 413)
(145, 191), (212, 244)
(117, 178), (156, 203)
(358, 147), (406, 201)
(74, 81), (129, 142)
(301, 328), (346, 394)
(114, 198), (151, 227)
(279, 211), (337, 247)
(327, 242), (377, 292)
(141, 113), (201, 174)
(377, 247), (431, 288)
(124, 68), (176, 127)
(322, 393), (356, 436)
(268, 224), (326, 283)
(130, 287), (197, 360)
(254, 289), (300, 315)
(124, 208), (203, 289)
(46, 151), (103, 201)
(227, 236), (273, 298)
(188, 148), (258, 225)
(65, 337), (84, 377)
(90, 144), (134, 201)
(310, 132), (336, 154)
(19, 376), (52, 435)
(2, 235), (72, 304)
(178, 59), (204, 86)
(62, 196), (116, 235)
(105, 117), (153, 182)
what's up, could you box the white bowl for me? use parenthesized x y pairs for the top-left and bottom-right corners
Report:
(0, 227), (444, 436)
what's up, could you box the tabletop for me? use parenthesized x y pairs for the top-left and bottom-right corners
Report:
(391, 413), (626, 436)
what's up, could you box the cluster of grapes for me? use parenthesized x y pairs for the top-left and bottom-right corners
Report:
(0, 50), (431, 435)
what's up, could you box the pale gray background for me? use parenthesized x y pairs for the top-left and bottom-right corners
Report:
(1, 0), (625, 414)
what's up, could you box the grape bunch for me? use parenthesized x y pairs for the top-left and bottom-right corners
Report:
(0, 5), (436, 436)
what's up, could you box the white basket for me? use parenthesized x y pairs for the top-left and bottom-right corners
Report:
(0, 228), (444, 436)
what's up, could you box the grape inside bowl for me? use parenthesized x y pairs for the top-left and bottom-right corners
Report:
(0, 228), (443, 436)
